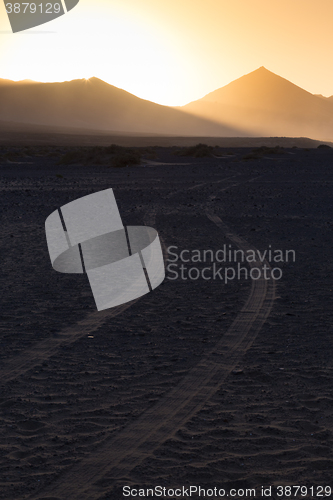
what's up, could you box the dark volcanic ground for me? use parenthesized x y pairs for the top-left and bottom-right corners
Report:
(0, 144), (332, 499)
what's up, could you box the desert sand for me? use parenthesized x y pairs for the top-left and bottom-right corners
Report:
(0, 139), (332, 499)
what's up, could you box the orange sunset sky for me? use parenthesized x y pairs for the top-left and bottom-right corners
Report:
(1, 0), (333, 106)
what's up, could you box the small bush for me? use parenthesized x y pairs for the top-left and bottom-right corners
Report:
(23, 146), (35, 157)
(175, 143), (213, 158)
(104, 144), (124, 155)
(3, 151), (19, 161)
(110, 151), (141, 168)
(242, 152), (263, 161)
(85, 152), (103, 164)
(57, 145), (143, 167)
(242, 146), (284, 160)
(58, 150), (85, 165)
(254, 146), (283, 154)
(144, 152), (158, 160)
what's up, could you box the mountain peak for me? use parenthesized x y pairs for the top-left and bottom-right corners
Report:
(182, 67), (333, 141)
(86, 77), (104, 83)
(85, 77), (115, 87)
(64, 77), (107, 86)
(245, 66), (280, 78)
(199, 66), (311, 105)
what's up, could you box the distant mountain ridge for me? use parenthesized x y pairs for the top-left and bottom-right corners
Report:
(0, 79), (38, 85)
(181, 67), (333, 141)
(1, 69), (333, 140)
(0, 77), (242, 137)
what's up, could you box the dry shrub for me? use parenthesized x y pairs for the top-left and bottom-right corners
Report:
(175, 143), (213, 158)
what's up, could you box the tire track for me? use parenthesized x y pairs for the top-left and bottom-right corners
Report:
(0, 207), (157, 384)
(0, 303), (134, 383)
(33, 209), (275, 500)
(165, 173), (242, 200)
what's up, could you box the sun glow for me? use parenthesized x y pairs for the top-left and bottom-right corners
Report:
(0, 2), (192, 105)
(1, 0), (333, 105)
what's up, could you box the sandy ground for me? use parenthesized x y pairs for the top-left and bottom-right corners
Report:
(0, 141), (332, 499)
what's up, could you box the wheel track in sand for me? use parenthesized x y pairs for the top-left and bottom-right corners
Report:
(0, 175), (250, 384)
(32, 189), (275, 500)
(0, 208), (157, 384)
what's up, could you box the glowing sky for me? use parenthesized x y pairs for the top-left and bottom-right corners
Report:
(1, 0), (333, 105)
